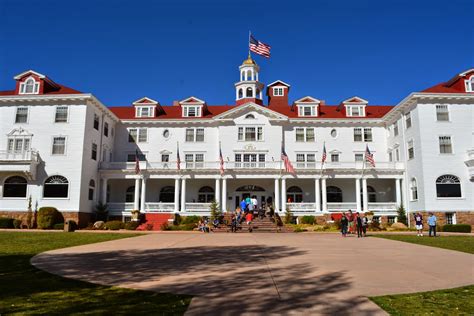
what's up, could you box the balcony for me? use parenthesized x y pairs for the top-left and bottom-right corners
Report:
(465, 149), (474, 180)
(0, 150), (40, 180)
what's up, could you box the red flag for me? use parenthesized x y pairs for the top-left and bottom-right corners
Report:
(321, 142), (327, 164)
(219, 143), (225, 176)
(281, 145), (295, 175)
(134, 149), (140, 174)
(365, 145), (376, 168)
(176, 142), (181, 170)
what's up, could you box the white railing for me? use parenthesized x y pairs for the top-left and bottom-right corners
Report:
(145, 202), (175, 213)
(287, 202), (318, 214)
(368, 202), (397, 211)
(0, 150), (39, 162)
(107, 202), (134, 215)
(327, 202), (357, 211)
(185, 202), (211, 213)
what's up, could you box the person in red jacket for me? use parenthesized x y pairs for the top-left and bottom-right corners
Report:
(245, 212), (253, 232)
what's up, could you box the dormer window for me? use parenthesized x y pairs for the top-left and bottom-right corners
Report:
(294, 97), (320, 117)
(19, 77), (39, 94)
(346, 105), (365, 117)
(273, 87), (284, 96)
(466, 76), (474, 92)
(298, 105), (316, 117)
(183, 105), (202, 117)
(135, 106), (154, 118)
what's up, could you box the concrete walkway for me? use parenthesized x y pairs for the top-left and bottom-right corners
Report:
(32, 233), (474, 315)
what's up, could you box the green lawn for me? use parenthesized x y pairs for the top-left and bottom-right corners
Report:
(0, 232), (191, 315)
(373, 235), (474, 254)
(370, 285), (474, 316)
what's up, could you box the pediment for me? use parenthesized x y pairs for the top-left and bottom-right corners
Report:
(7, 127), (33, 137)
(342, 96), (368, 104)
(180, 96), (205, 105)
(213, 102), (288, 121)
(295, 96), (321, 104)
(14, 70), (46, 80)
(133, 97), (158, 105)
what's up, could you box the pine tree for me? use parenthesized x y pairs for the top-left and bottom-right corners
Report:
(26, 196), (33, 229)
(397, 204), (408, 225)
(209, 200), (222, 221)
(284, 206), (294, 224)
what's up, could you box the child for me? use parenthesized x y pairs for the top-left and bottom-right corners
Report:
(414, 212), (423, 236)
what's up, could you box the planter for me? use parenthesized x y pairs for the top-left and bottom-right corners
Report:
(131, 210), (140, 222)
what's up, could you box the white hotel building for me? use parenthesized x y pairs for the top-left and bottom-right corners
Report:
(0, 57), (473, 227)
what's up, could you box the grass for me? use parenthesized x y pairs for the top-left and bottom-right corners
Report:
(373, 234), (474, 254)
(370, 285), (474, 316)
(0, 231), (191, 315)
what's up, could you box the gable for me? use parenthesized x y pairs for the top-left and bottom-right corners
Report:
(214, 102), (288, 121)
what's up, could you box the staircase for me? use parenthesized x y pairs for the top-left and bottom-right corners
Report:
(212, 213), (290, 233)
(136, 213), (172, 231)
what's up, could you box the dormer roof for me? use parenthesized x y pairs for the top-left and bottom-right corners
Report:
(341, 96), (369, 105)
(422, 68), (474, 93)
(132, 97), (159, 106)
(294, 96), (321, 104)
(179, 96), (206, 105)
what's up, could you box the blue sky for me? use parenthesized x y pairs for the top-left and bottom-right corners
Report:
(1, 0), (473, 106)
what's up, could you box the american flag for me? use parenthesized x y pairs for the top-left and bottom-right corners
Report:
(365, 145), (376, 168)
(281, 145), (295, 175)
(134, 149), (140, 174)
(219, 143), (225, 176)
(321, 142), (327, 164)
(176, 142), (181, 171)
(249, 35), (271, 58)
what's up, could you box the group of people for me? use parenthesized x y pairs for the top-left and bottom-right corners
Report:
(414, 212), (438, 237)
(340, 210), (368, 238)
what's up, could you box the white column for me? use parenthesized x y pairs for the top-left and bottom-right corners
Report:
(362, 178), (368, 212)
(133, 177), (140, 211)
(315, 178), (321, 212)
(101, 177), (108, 204)
(281, 178), (287, 212)
(180, 178), (186, 212)
(322, 178), (327, 212)
(140, 177), (146, 212)
(355, 178), (361, 212)
(215, 178), (221, 211)
(395, 178), (401, 208)
(274, 178), (280, 212)
(222, 178), (227, 212)
(174, 178), (180, 213)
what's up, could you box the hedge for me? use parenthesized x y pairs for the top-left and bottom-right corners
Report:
(181, 215), (201, 225)
(0, 217), (15, 228)
(104, 220), (125, 230)
(13, 219), (22, 229)
(124, 221), (140, 230)
(300, 216), (315, 225)
(37, 207), (64, 229)
(53, 223), (65, 230)
(442, 224), (471, 233)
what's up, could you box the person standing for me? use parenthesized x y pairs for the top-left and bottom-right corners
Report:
(414, 212), (424, 236)
(347, 210), (354, 234)
(361, 213), (368, 237)
(245, 211), (253, 232)
(341, 212), (349, 237)
(356, 213), (363, 238)
(428, 212), (437, 237)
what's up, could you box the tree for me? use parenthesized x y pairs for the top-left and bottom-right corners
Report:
(94, 202), (109, 222)
(26, 196), (33, 229)
(209, 200), (222, 221)
(397, 204), (408, 225)
(284, 206), (294, 224)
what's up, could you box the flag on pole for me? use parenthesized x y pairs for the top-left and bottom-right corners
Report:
(365, 144), (376, 168)
(219, 143), (225, 176)
(134, 149), (141, 174)
(176, 142), (181, 171)
(249, 34), (271, 58)
(321, 142), (327, 164)
(281, 144), (295, 175)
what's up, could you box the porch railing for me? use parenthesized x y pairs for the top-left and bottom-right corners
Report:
(0, 150), (39, 162)
(327, 202), (357, 211)
(287, 202), (317, 213)
(145, 202), (175, 213)
(368, 202), (397, 211)
(108, 202), (134, 215)
(185, 202), (211, 213)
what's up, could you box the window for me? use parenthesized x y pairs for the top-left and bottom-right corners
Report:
(436, 105), (449, 121)
(367, 186), (377, 202)
(127, 153), (146, 162)
(159, 186), (175, 202)
(363, 128), (372, 142)
(245, 114), (255, 119)
(238, 126), (263, 141)
(198, 186), (215, 203)
(93, 114), (99, 130)
(125, 186), (135, 202)
(136, 106), (154, 117)
(327, 186), (342, 202)
(439, 136), (452, 154)
(91, 143), (97, 160)
(410, 178), (418, 201)
(394, 122), (399, 136)
(395, 148), (400, 161)
(3, 176), (27, 198)
(103, 122), (109, 137)
(405, 112), (412, 129)
(88, 179), (95, 200)
(235, 153), (266, 168)
(238, 89), (243, 99)
(163, 129), (170, 138)
(353, 128), (362, 142)
(43, 175), (69, 198)
(296, 153), (315, 168)
(52, 137), (66, 155)
(161, 154), (169, 162)
(183, 105), (201, 117)
(8, 137), (31, 153)
(185, 153), (204, 168)
(295, 128), (315, 142)
(388, 216), (396, 224)
(355, 153), (364, 162)
(466, 77), (474, 92)
(128, 128), (147, 143)
(330, 129), (337, 138)
(273, 87), (284, 96)
(15, 107), (28, 123)
(185, 128), (205, 142)
(388, 151), (393, 162)
(436, 174), (461, 198)
(346, 106), (364, 117)
(407, 140), (414, 160)
(445, 213), (455, 225)
(55, 106), (68, 123)
(298, 105), (316, 117)
(331, 153), (339, 162)
(19, 78), (39, 94)
(246, 87), (253, 97)
(287, 186), (303, 203)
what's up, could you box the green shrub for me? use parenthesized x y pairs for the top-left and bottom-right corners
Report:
(37, 207), (63, 229)
(13, 219), (23, 229)
(181, 215), (201, 225)
(0, 217), (15, 228)
(293, 227), (307, 233)
(165, 223), (196, 231)
(443, 224), (471, 233)
(173, 213), (182, 225)
(104, 220), (124, 230)
(124, 221), (140, 230)
(53, 223), (64, 230)
(284, 207), (294, 224)
(300, 216), (315, 225)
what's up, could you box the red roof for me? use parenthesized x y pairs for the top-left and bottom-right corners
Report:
(422, 69), (473, 94)
(0, 83), (81, 96)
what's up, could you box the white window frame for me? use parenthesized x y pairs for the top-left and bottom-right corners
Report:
(295, 127), (315, 142)
(407, 139), (415, 160)
(128, 128), (148, 143)
(51, 136), (67, 155)
(464, 77), (474, 92)
(296, 153), (316, 168)
(273, 87), (284, 96)
(237, 126), (263, 142)
(436, 105), (449, 122)
(91, 142), (98, 160)
(184, 153), (205, 168)
(405, 112), (412, 129)
(54, 106), (69, 123)
(439, 135), (453, 154)
(185, 128), (205, 142)
(346, 105), (366, 117)
(15, 107), (29, 124)
(354, 153), (364, 162)
(19, 77), (40, 95)
(93, 114), (100, 130)
(410, 177), (418, 201)
(353, 128), (372, 142)
(135, 106), (155, 118)
(126, 152), (147, 162)
(330, 153), (339, 163)
(393, 122), (399, 136)
(182, 105), (202, 117)
(297, 105), (316, 117)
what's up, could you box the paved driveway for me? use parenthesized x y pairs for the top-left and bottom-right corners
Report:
(32, 233), (474, 315)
